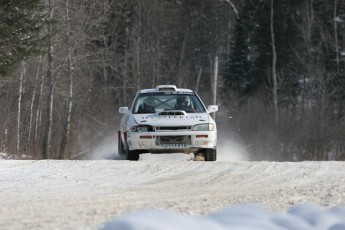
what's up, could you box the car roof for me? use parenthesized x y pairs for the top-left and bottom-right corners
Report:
(139, 85), (194, 93)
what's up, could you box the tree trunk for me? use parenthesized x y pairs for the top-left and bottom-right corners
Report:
(42, 0), (54, 159)
(59, 76), (73, 159)
(178, 32), (188, 88)
(2, 129), (8, 153)
(211, 55), (218, 120)
(270, 0), (278, 125)
(35, 64), (45, 143)
(124, 27), (128, 105)
(28, 57), (41, 148)
(333, 0), (339, 73)
(195, 66), (202, 93)
(136, 2), (141, 90)
(17, 61), (25, 154)
(59, 0), (74, 159)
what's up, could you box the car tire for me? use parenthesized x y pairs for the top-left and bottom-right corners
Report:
(127, 150), (140, 161)
(118, 139), (125, 156)
(124, 142), (140, 161)
(203, 148), (217, 161)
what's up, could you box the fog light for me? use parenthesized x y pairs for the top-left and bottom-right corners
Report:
(196, 135), (208, 138)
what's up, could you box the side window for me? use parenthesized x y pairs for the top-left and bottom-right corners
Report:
(132, 97), (140, 113)
(188, 96), (194, 109)
(189, 96), (206, 113)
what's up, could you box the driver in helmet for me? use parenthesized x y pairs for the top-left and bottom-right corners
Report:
(138, 97), (156, 113)
(174, 96), (192, 111)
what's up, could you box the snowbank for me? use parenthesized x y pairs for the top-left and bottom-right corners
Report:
(101, 204), (345, 230)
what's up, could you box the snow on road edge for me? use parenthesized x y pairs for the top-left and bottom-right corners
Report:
(1, 160), (345, 230)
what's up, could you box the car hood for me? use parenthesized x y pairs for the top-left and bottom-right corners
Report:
(132, 113), (211, 126)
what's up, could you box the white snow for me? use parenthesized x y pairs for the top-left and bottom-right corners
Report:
(101, 204), (345, 230)
(1, 156), (345, 229)
(139, 153), (195, 161)
(0, 152), (13, 160)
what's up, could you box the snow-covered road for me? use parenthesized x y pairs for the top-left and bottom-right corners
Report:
(1, 158), (345, 229)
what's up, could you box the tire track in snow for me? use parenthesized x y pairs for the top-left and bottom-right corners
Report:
(1, 160), (345, 229)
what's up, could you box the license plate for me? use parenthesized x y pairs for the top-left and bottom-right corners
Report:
(161, 144), (187, 149)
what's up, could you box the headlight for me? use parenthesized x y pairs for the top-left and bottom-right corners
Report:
(131, 125), (154, 132)
(192, 123), (215, 131)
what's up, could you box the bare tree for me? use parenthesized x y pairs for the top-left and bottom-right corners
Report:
(211, 55), (218, 120)
(333, 0), (339, 73)
(42, 0), (54, 159)
(59, 0), (74, 159)
(16, 61), (25, 155)
(27, 56), (42, 149)
(195, 66), (202, 93)
(270, 0), (278, 125)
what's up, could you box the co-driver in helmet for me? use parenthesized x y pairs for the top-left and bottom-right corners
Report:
(138, 97), (156, 113)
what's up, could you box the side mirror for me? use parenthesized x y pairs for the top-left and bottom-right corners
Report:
(207, 105), (218, 113)
(119, 107), (130, 114)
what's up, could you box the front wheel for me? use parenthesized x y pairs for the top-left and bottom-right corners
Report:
(118, 139), (125, 156)
(127, 150), (140, 161)
(202, 148), (217, 161)
(118, 131), (126, 156)
(125, 142), (140, 161)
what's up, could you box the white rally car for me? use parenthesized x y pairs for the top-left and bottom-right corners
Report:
(118, 85), (218, 161)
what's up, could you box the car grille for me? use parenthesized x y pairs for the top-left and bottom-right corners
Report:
(156, 135), (191, 145)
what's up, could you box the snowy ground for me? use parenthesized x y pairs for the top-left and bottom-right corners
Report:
(1, 151), (345, 230)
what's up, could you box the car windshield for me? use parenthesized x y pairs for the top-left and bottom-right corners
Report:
(132, 92), (206, 114)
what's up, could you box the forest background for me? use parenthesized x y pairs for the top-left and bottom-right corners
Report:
(0, 0), (344, 161)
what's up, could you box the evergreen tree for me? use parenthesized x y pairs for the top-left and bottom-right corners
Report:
(224, 0), (301, 104)
(223, 0), (258, 99)
(0, 0), (48, 76)
(224, 16), (255, 98)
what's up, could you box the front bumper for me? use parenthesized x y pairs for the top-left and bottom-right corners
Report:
(127, 130), (217, 153)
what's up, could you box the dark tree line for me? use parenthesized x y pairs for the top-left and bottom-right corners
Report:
(223, 0), (345, 160)
(0, 0), (48, 76)
(0, 0), (344, 160)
